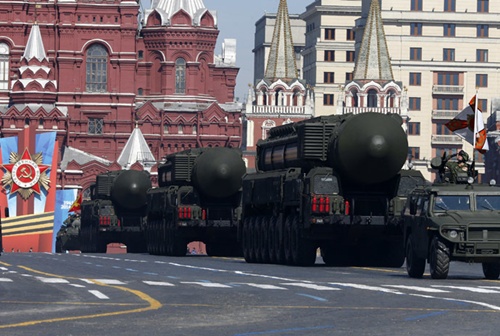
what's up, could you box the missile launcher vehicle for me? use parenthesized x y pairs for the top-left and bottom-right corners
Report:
(240, 112), (425, 266)
(80, 170), (152, 253)
(146, 147), (246, 257)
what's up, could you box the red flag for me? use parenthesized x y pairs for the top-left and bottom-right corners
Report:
(69, 192), (82, 212)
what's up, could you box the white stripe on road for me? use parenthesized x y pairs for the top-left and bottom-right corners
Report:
(241, 283), (288, 290)
(0, 278), (13, 282)
(330, 283), (404, 295)
(36, 277), (69, 284)
(180, 282), (232, 288)
(384, 285), (450, 293)
(88, 290), (109, 299)
(143, 281), (175, 287)
(80, 279), (126, 285)
(431, 285), (500, 294)
(283, 283), (340, 291)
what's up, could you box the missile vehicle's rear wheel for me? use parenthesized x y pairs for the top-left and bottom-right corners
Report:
(429, 236), (450, 279)
(482, 262), (500, 280)
(268, 216), (277, 264)
(275, 215), (285, 264)
(260, 216), (271, 263)
(283, 215), (293, 265)
(290, 215), (316, 266)
(406, 235), (425, 278)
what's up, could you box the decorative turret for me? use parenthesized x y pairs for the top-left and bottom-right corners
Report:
(10, 23), (58, 105)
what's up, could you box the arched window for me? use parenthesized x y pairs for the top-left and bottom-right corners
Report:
(86, 44), (108, 92)
(387, 90), (396, 108)
(163, 122), (169, 134)
(192, 124), (197, 134)
(175, 58), (186, 94)
(137, 88), (144, 95)
(0, 43), (9, 90)
(367, 89), (378, 108)
(350, 89), (358, 107)
(261, 88), (268, 105)
(178, 124), (184, 134)
(262, 119), (276, 139)
(24, 117), (30, 127)
(275, 89), (284, 106)
(292, 90), (301, 106)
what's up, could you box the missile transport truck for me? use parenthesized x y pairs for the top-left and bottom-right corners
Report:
(80, 170), (152, 253)
(240, 112), (425, 266)
(146, 147), (246, 257)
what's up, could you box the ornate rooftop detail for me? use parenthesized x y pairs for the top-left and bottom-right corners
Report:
(23, 23), (48, 62)
(353, 0), (394, 81)
(148, 0), (214, 26)
(264, 0), (298, 81)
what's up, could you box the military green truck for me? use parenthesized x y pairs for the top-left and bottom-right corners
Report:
(55, 213), (81, 252)
(403, 155), (500, 280)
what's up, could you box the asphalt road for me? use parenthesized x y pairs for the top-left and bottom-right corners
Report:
(0, 252), (499, 336)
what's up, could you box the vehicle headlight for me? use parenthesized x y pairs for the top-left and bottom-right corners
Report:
(449, 230), (458, 239)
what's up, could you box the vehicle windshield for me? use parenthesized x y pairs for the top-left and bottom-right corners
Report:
(313, 175), (339, 194)
(476, 195), (500, 211)
(99, 205), (115, 216)
(433, 195), (470, 211)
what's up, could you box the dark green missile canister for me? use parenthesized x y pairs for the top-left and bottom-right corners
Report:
(256, 112), (407, 185)
(111, 170), (152, 210)
(158, 147), (246, 199)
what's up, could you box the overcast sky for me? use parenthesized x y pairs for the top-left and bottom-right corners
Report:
(140, 0), (309, 102)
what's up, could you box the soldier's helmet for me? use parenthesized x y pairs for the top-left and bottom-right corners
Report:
(458, 150), (469, 162)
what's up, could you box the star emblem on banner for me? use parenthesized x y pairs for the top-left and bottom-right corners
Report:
(1, 149), (50, 200)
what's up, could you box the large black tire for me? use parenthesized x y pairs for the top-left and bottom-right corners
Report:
(268, 216), (277, 264)
(242, 217), (252, 262)
(406, 235), (425, 278)
(429, 236), (450, 279)
(275, 215), (285, 265)
(283, 215), (293, 265)
(290, 215), (316, 266)
(482, 262), (500, 280)
(260, 216), (271, 264)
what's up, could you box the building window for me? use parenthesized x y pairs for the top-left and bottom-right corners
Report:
(138, 50), (144, 59)
(437, 72), (459, 85)
(192, 124), (197, 135)
(410, 47), (422, 61)
(437, 123), (453, 135)
(410, 23), (422, 36)
(325, 28), (335, 40)
(137, 88), (143, 95)
(346, 29), (355, 41)
(175, 58), (186, 94)
(178, 124), (184, 134)
(163, 123), (169, 134)
(478, 0), (489, 13)
(437, 98), (459, 110)
(443, 48), (455, 61)
(346, 51), (355, 62)
(477, 49), (488, 62)
(476, 74), (488, 87)
(0, 43), (9, 90)
(86, 44), (108, 92)
(324, 72), (335, 84)
(346, 72), (353, 82)
(323, 94), (334, 106)
(262, 120), (276, 140)
(324, 50), (335, 62)
(88, 118), (103, 135)
(444, 0), (456, 12)
(367, 89), (378, 108)
(478, 98), (488, 112)
(408, 147), (420, 160)
(411, 0), (422, 11)
(443, 24), (455, 37)
(409, 72), (421, 86)
(477, 25), (489, 37)
(409, 97), (421, 111)
(408, 122), (421, 135)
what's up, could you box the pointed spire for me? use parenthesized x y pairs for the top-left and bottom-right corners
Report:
(23, 23), (48, 62)
(353, 0), (393, 81)
(117, 126), (156, 170)
(264, 0), (298, 81)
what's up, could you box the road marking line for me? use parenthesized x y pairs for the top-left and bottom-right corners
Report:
(297, 293), (328, 302)
(36, 277), (70, 284)
(240, 283), (288, 290)
(69, 284), (86, 288)
(283, 283), (340, 291)
(143, 281), (175, 286)
(0, 278), (13, 282)
(431, 285), (500, 293)
(330, 283), (404, 294)
(180, 281), (232, 288)
(88, 290), (109, 300)
(384, 285), (450, 293)
(80, 279), (125, 285)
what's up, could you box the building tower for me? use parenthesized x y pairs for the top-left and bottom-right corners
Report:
(244, 0), (314, 169)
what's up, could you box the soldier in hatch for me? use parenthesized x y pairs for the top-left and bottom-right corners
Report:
(445, 150), (470, 183)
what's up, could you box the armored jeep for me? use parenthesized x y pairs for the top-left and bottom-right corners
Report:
(403, 181), (500, 279)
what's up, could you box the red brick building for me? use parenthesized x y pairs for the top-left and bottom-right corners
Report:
(0, 0), (241, 192)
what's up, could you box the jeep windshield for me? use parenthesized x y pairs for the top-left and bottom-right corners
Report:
(476, 195), (500, 211)
(433, 195), (470, 211)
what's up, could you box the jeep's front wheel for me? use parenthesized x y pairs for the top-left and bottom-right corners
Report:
(482, 262), (500, 280)
(429, 236), (450, 279)
(406, 235), (425, 278)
